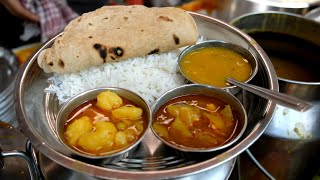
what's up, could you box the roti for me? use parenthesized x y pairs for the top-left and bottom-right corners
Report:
(37, 5), (198, 74)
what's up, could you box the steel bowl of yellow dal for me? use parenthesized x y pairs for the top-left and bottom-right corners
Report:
(178, 40), (258, 94)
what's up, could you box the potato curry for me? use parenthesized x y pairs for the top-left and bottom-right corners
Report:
(64, 91), (146, 155)
(153, 94), (238, 149)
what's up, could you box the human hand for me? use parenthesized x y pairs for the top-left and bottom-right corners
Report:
(0, 0), (39, 22)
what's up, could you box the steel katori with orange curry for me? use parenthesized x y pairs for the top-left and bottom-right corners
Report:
(64, 90), (147, 156)
(152, 94), (238, 149)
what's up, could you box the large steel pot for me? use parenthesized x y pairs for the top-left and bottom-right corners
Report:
(216, 0), (320, 22)
(231, 12), (320, 179)
(14, 12), (278, 179)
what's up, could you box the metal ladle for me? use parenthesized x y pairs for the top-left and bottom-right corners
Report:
(226, 78), (313, 112)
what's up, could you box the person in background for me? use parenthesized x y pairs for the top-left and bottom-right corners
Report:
(0, 0), (110, 49)
(0, 0), (144, 49)
(0, 0), (39, 22)
(67, 0), (109, 15)
(0, 0), (40, 48)
(0, 0), (78, 48)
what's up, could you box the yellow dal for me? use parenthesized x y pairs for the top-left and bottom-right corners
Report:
(180, 47), (252, 87)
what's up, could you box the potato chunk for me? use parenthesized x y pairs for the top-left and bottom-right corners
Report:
(204, 112), (225, 130)
(167, 104), (200, 126)
(179, 106), (200, 127)
(220, 105), (234, 121)
(116, 122), (128, 131)
(115, 131), (128, 147)
(77, 131), (114, 152)
(121, 119), (135, 126)
(194, 131), (217, 147)
(166, 105), (180, 117)
(75, 121), (118, 153)
(94, 121), (118, 136)
(124, 129), (137, 142)
(169, 117), (192, 139)
(96, 91), (123, 111)
(152, 123), (169, 139)
(204, 112), (232, 137)
(112, 105), (142, 120)
(134, 121), (144, 134)
(65, 116), (93, 146)
(206, 103), (217, 111)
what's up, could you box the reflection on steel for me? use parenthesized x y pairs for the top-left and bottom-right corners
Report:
(26, 140), (42, 179)
(0, 149), (39, 180)
(305, 7), (320, 22)
(246, 149), (275, 180)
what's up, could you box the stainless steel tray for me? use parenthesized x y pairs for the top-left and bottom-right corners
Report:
(37, 152), (237, 180)
(14, 12), (278, 179)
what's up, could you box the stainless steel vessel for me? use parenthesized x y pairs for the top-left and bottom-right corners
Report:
(14, 12), (278, 179)
(216, 0), (320, 22)
(231, 12), (320, 179)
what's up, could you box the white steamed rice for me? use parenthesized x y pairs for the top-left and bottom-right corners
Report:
(45, 50), (186, 105)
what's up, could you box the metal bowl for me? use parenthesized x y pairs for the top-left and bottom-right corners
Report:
(231, 12), (320, 101)
(56, 87), (151, 160)
(216, 0), (320, 22)
(231, 11), (320, 179)
(14, 12), (278, 179)
(178, 40), (258, 94)
(151, 84), (247, 152)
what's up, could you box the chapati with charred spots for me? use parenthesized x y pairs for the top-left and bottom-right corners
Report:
(37, 5), (198, 74)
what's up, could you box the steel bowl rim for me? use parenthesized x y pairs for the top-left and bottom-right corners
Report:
(230, 11), (320, 86)
(278, 77), (320, 85)
(247, 0), (310, 8)
(150, 83), (248, 153)
(230, 10), (314, 25)
(14, 12), (278, 179)
(178, 39), (258, 90)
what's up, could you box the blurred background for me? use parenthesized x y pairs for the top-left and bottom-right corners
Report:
(0, 0), (219, 64)
(1, 0), (320, 180)
(2, 0), (319, 63)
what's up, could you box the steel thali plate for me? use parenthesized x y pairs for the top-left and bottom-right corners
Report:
(14, 12), (278, 179)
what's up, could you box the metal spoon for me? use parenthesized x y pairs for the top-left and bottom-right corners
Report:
(226, 78), (313, 112)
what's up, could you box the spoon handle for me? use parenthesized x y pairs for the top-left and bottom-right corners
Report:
(226, 78), (313, 112)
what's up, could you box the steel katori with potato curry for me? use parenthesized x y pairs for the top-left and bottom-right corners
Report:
(64, 90), (147, 156)
(153, 94), (238, 149)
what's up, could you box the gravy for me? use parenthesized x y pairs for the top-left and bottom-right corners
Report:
(248, 31), (320, 82)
